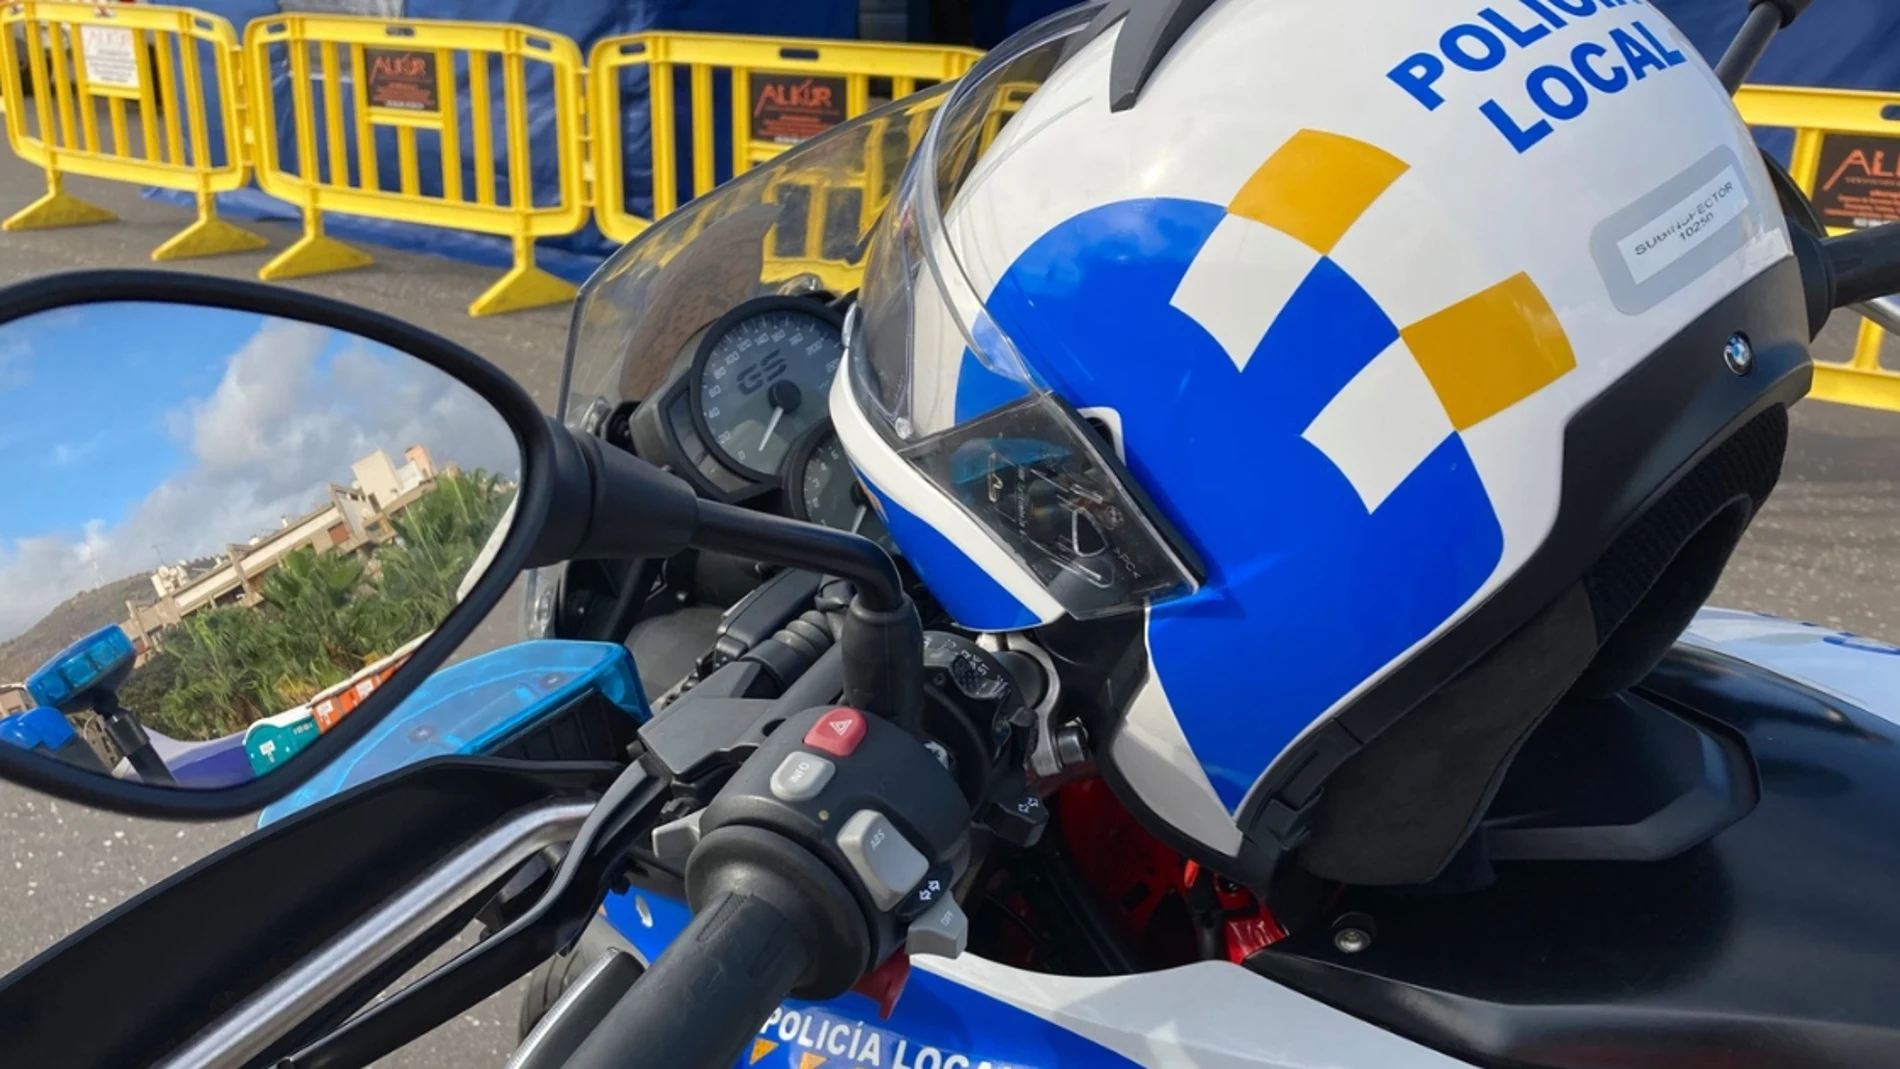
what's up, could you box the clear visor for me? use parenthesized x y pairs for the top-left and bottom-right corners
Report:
(847, 8), (1199, 620)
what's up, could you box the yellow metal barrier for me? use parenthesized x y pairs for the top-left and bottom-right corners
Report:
(1738, 84), (1900, 412)
(243, 14), (588, 316)
(0, 0), (265, 260)
(590, 31), (982, 245)
(747, 100), (936, 294)
(751, 78), (1031, 294)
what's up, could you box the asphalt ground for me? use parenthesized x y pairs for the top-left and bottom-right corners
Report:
(0, 151), (1897, 1067)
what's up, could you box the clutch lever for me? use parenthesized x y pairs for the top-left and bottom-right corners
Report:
(275, 762), (670, 1069)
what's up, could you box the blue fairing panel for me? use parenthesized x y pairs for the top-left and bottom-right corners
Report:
(259, 640), (646, 827)
(602, 891), (1138, 1069)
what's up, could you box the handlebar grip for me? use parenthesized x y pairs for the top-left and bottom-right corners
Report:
(1755, 0), (1811, 28)
(559, 888), (808, 1069)
(1824, 224), (1900, 310)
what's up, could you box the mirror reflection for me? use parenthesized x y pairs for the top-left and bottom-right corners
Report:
(0, 302), (521, 789)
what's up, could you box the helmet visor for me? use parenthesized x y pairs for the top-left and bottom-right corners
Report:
(847, 9), (1200, 619)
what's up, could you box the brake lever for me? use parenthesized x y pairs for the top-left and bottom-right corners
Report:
(275, 762), (670, 1069)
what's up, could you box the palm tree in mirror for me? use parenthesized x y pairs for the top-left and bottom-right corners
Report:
(0, 301), (522, 789)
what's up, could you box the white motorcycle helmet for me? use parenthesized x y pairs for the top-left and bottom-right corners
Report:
(832, 0), (1811, 888)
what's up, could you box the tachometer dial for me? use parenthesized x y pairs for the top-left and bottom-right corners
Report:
(691, 297), (845, 480)
(786, 421), (897, 555)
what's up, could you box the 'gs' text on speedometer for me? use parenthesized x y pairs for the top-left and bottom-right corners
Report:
(1387, 0), (1691, 154)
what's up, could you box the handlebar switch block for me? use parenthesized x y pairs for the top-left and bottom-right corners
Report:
(575, 706), (979, 1069)
(694, 703), (974, 987)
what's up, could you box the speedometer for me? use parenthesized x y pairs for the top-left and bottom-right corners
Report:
(786, 421), (897, 555)
(691, 297), (845, 480)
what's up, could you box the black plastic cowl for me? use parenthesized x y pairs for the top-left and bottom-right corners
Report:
(1787, 224), (1833, 340)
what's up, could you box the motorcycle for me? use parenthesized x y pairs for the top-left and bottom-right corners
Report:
(2, 0), (1900, 1066)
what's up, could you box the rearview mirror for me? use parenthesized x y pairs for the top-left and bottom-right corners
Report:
(0, 271), (552, 817)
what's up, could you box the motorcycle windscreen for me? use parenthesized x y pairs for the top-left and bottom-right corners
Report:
(558, 85), (953, 433)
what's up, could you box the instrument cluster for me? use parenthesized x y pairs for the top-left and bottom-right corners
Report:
(619, 295), (895, 555)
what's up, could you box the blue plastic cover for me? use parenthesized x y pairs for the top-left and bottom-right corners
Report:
(163, 0), (856, 278)
(26, 625), (136, 712)
(257, 639), (647, 826)
(0, 707), (78, 752)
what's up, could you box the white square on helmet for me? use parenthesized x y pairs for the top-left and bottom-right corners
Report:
(1170, 213), (1320, 372)
(1302, 338), (1457, 513)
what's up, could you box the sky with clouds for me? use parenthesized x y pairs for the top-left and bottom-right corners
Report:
(0, 303), (521, 645)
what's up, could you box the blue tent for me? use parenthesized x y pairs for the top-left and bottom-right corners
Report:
(1656, 0), (1900, 92)
(992, 0), (1900, 91)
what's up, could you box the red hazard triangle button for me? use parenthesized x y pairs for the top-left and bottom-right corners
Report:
(804, 707), (867, 757)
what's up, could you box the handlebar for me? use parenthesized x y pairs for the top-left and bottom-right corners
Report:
(1824, 224), (1900, 311)
(1790, 222), (1900, 340)
(560, 823), (872, 1069)
(560, 886), (807, 1069)
(560, 676), (977, 1069)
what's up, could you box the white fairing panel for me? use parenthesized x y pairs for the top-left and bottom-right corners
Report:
(1681, 608), (1900, 727)
(918, 955), (1475, 1068)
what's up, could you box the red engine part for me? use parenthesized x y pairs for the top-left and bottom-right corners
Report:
(851, 950), (911, 1020)
(1055, 777), (1285, 965)
(1184, 859), (1288, 963)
